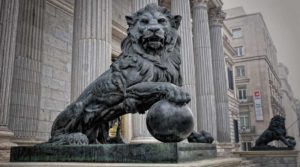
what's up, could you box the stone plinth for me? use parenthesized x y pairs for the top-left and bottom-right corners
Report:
(0, 131), (16, 162)
(10, 143), (216, 163)
(234, 151), (299, 167)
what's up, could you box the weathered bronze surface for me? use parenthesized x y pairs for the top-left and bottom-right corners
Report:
(252, 115), (296, 150)
(42, 4), (194, 145)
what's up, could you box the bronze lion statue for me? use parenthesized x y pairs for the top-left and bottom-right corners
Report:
(254, 115), (296, 149)
(43, 4), (191, 145)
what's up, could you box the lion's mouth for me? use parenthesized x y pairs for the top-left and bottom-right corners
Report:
(142, 35), (164, 49)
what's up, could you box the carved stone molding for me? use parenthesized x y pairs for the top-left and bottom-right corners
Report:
(192, 0), (209, 8)
(209, 7), (226, 25)
(193, 0), (209, 4)
(47, 0), (74, 16)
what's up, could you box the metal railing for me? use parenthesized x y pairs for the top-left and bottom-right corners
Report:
(238, 96), (254, 103)
(240, 126), (256, 134)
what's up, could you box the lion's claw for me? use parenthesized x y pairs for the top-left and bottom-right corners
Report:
(160, 84), (190, 104)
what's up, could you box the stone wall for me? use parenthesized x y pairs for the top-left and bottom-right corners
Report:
(37, 2), (73, 141)
(112, 0), (131, 29)
(111, 0), (131, 57)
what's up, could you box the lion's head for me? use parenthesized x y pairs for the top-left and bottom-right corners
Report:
(269, 115), (286, 133)
(122, 4), (182, 54)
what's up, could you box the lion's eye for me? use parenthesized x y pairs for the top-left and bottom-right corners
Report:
(158, 18), (166, 24)
(141, 19), (149, 24)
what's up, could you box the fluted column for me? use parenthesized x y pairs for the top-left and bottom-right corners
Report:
(192, 0), (217, 139)
(9, 0), (45, 140)
(131, 0), (158, 142)
(71, 0), (112, 100)
(0, 0), (18, 130)
(132, 0), (158, 12)
(171, 0), (198, 130)
(209, 8), (231, 142)
(0, 0), (19, 161)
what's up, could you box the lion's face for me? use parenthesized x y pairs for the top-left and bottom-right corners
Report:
(137, 11), (169, 50)
(125, 4), (181, 52)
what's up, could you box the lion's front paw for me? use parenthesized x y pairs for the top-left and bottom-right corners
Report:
(160, 84), (191, 104)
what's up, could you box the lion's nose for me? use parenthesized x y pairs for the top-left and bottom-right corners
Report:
(149, 27), (160, 33)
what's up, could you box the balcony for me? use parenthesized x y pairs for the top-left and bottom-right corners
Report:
(240, 126), (256, 134)
(239, 96), (254, 105)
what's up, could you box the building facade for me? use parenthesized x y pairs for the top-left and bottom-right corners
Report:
(224, 7), (283, 150)
(223, 24), (240, 148)
(0, 0), (239, 160)
(278, 63), (300, 150)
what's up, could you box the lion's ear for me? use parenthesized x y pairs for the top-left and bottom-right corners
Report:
(172, 15), (182, 30)
(125, 15), (134, 27)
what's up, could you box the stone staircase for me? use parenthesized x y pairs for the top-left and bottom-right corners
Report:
(233, 151), (298, 167)
(240, 159), (261, 167)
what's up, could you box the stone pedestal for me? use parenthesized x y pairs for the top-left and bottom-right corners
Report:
(10, 143), (216, 163)
(71, 0), (112, 99)
(171, 0), (198, 130)
(234, 151), (299, 167)
(209, 8), (231, 142)
(192, 0), (217, 138)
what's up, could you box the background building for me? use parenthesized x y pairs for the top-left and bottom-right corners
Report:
(224, 7), (283, 150)
(278, 63), (300, 150)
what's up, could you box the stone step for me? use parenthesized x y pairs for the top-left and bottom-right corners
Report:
(240, 158), (261, 167)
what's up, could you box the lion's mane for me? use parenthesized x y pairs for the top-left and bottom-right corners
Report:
(268, 115), (286, 136)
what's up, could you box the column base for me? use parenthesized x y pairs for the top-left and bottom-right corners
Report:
(11, 139), (43, 146)
(217, 142), (240, 157)
(0, 128), (16, 162)
(130, 137), (158, 143)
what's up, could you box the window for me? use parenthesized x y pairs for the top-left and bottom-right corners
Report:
(232, 28), (242, 38)
(235, 46), (244, 56)
(227, 68), (234, 90)
(240, 113), (250, 128)
(242, 142), (252, 151)
(236, 66), (245, 77)
(233, 120), (239, 143)
(238, 86), (247, 101)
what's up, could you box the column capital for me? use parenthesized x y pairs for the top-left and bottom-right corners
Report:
(209, 7), (226, 25)
(192, 0), (209, 8)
